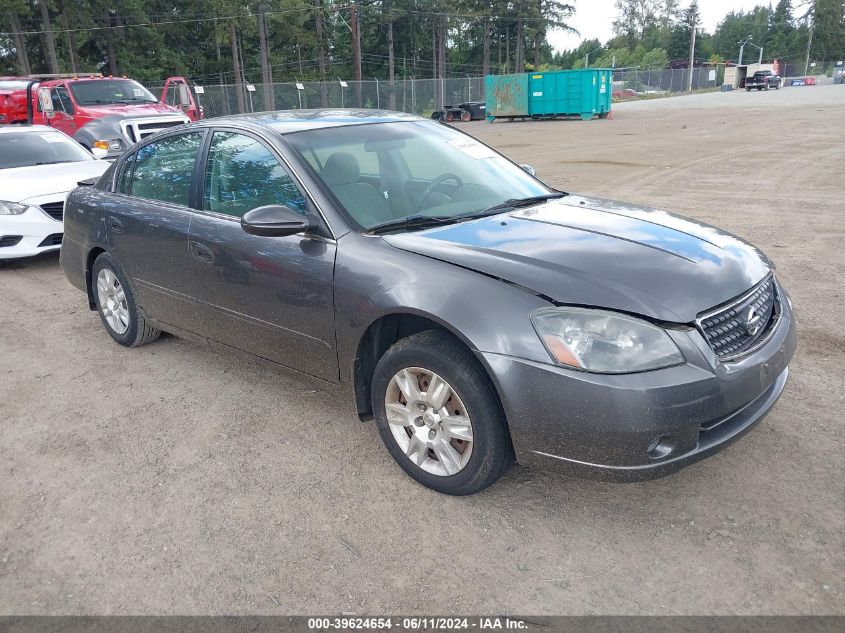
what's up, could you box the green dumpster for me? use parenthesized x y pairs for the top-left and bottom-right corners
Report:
(485, 69), (613, 122)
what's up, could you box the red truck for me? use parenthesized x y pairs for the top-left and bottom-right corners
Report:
(1, 74), (203, 159)
(0, 77), (31, 124)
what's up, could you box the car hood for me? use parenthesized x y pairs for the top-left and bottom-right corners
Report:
(1, 160), (110, 203)
(382, 195), (771, 323)
(79, 102), (181, 118)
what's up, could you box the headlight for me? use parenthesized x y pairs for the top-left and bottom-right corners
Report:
(0, 201), (30, 215)
(531, 307), (685, 374)
(93, 140), (121, 151)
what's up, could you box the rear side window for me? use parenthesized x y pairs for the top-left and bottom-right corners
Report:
(131, 132), (204, 206)
(203, 131), (307, 218)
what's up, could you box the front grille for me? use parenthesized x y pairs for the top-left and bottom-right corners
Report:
(0, 235), (23, 247)
(697, 275), (778, 360)
(121, 117), (188, 143)
(37, 233), (63, 247)
(40, 201), (64, 221)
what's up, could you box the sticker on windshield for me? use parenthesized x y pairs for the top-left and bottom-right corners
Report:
(448, 138), (496, 160)
(133, 88), (144, 97)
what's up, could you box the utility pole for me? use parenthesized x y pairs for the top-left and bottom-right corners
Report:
(738, 36), (752, 66)
(350, 4), (362, 107)
(804, 27), (814, 76)
(687, 26), (697, 91)
(687, 2), (699, 92)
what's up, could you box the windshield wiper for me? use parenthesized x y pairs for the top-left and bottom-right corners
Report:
(367, 193), (568, 235)
(367, 214), (464, 235)
(473, 192), (568, 217)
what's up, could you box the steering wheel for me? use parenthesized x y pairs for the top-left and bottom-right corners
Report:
(417, 173), (464, 211)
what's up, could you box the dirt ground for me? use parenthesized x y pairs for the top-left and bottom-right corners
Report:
(1, 86), (843, 616)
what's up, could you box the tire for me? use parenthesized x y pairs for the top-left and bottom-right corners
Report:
(92, 252), (160, 347)
(460, 110), (471, 122)
(444, 111), (454, 122)
(371, 330), (514, 495)
(746, 87), (752, 92)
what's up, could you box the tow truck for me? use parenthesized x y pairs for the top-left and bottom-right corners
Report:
(0, 74), (203, 159)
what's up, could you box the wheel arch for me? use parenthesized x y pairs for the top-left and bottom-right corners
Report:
(85, 246), (108, 309)
(351, 309), (503, 423)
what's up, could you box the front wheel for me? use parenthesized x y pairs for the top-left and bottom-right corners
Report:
(92, 253), (160, 347)
(371, 330), (514, 495)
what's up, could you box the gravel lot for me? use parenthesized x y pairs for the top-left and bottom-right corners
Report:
(1, 86), (843, 616)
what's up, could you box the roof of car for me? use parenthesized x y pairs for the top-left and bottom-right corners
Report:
(201, 109), (426, 134)
(0, 124), (56, 134)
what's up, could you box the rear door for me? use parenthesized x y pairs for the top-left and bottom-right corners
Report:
(106, 130), (206, 330)
(187, 128), (338, 382)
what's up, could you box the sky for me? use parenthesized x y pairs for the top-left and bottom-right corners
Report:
(548, 0), (769, 52)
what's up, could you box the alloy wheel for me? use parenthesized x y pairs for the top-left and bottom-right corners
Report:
(96, 268), (130, 335)
(384, 367), (474, 476)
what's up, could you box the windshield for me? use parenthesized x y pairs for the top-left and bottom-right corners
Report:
(284, 120), (551, 230)
(68, 79), (157, 105)
(0, 130), (93, 169)
(0, 80), (30, 91)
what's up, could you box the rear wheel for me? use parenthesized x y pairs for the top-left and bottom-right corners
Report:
(460, 109), (472, 122)
(92, 253), (160, 347)
(443, 111), (454, 122)
(371, 330), (514, 495)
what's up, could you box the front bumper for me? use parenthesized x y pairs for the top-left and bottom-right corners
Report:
(481, 292), (797, 482)
(0, 206), (63, 260)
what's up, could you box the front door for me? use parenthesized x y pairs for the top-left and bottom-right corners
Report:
(106, 130), (206, 330)
(45, 85), (76, 135)
(188, 130), (338, 382)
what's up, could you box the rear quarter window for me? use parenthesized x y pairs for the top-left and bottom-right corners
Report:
(117, 153), (135, 194)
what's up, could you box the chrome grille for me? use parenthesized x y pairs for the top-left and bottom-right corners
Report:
(697, 275), (778, 360)
(120, 116), (189, 144)
(40, 201), (64, 221)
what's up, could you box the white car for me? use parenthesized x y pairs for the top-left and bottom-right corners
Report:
(0, 125), (109, 260)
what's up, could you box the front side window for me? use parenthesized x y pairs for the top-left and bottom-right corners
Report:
(51, 87), (74, 114)
(203, 131), (307, 218)
(130, 132), (204, 206)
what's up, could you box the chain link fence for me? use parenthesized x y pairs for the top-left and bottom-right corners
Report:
(146, 76), (486, 119)
(147, 61), (845, 119)
(612, 66), (722, 100)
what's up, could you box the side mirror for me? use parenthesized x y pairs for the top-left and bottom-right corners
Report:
(38, 87), (53, 116)
(241, 205), (311, 237)
(520, 164), (536, 176)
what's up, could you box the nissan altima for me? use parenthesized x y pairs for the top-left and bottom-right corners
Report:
(60, 110), (797, 495)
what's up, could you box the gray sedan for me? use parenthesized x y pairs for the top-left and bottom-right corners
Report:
(60, 110), (796, 495)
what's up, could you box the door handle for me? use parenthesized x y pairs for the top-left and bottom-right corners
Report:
(190, 241), (214, 263)
(107, 216), (124, 233)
